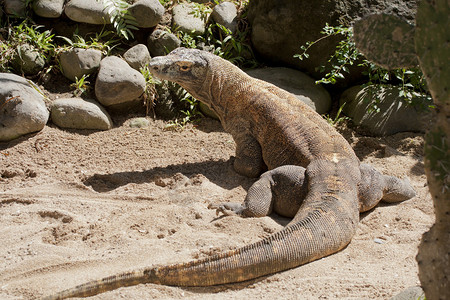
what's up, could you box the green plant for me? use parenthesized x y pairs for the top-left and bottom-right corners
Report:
(57, 28), (121, 55)
(206, 23), (257, 67)
(140, 65), (158, 116)
(159, 0), (172, 7)
(70, 74), (91, 96)
(296, 24), (433, 110)
(0, 20), (55, 72)
(188, 0), (213, 21)
(323, 103), (349, 126)
(164, 87), (204, 130)
(100, 0), (138, 40)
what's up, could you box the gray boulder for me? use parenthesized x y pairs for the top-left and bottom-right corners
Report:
(13, 44), (46, 75)
(60, 48), (103, 82)
(172, 3), (206, 35)
(340, 85), (432, 136)
(0, 73), (49, 141)
(147, 29), (181, 57)
(4, 0), (26, 17)
(95, 56), (146, 106)
(32, 0), (65, 18)
(129, 0), (164, 28)
(123, 44), (151, 70)
(65, 0), (110, 24)
(246, 67), (331, 114)
(247, 0), (418, 80)
(51, 98), (112, 130)
(211, 1), (237, 33)
(390, 286), (425, 300)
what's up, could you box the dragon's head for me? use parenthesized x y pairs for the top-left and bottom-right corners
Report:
(149, 48), (210, 98)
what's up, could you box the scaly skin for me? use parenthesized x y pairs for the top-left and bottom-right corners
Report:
(43, 48), (416, 299)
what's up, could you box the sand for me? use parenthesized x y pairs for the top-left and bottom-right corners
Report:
(0, 116), (432, 299)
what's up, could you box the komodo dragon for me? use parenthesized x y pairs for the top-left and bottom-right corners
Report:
(43, 48), (416, 299)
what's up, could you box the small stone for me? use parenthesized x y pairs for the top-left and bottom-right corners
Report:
(65, 0), (110, 25)
(211, 2), (237, 33)
(128, 117), (150, 128)
(123, 44), (151, 70)
(389, 286), (425, 300)
(51, 98), (113, 130)
(147, 29), (181, 57)
(60, 48), (103, 82)
(0, 73), (49, 141)
(374, 238), (385, 244)
(172, 3), (206, 35)
(13, 44), (46, 75)
(129, 0), (164, 28)
(4, 0), (26, 17)
(32, 0), (65, 18)
(95, 56), (146, 106)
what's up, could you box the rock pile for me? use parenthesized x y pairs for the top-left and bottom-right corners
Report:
(1, 0), (429, 141)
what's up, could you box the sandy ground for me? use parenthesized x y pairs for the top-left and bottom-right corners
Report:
(0, 116), (433, 300)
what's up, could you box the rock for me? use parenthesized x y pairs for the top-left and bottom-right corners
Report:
(123, 44), (151, 70)
(128, 117), (150, 128)
(211, 2), (237, 33)
(4, 0), (26, 17)
(172, 3), (206, 35)
(95, 56), (146, 106)
(340, 85), (432, 136)
(51, 98), (112, 130)
(0, 73), (49, 141)
(59, 48), (103, 82)
(13, 44), (46, 75)
(64, 0), (110, 25)
(390, 286), (425, 300)
(247, 0), (418, 80)
(147, 29), (181, 57)
(32, 0), (65, 18)
(246, 67), (331, 114)
(129, 0), (164, 28)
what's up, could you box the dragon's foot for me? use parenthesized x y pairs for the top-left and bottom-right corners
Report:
(208, 202), (245, 216)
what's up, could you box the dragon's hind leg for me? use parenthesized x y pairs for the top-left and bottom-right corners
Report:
(210, 163), (416, 217)
(209, 165), (307, 218)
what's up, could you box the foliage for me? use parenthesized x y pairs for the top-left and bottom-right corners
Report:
(57, 28), (121, 55)
(99, 0), (138, 40)
(163, 87), (204, 130)
(188, 0), (213, 22)
(140, 65), (158, 116)
(296, 24), (433, 111)
(0, 20), (55, 72)
(70, 74), (91, 97)
(159, 0), (172, 7)
(323, 103), (349, 126)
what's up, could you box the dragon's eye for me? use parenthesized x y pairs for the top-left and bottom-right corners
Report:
(177, 61), (192, 72)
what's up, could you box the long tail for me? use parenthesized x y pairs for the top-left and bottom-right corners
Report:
(43, 197), (358, 299)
